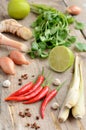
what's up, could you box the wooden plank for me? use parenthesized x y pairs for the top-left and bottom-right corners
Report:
(63, 0), (86, 38)
(0, 0), (86, 130)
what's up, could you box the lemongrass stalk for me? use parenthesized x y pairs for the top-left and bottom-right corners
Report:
(58, 106), (70, 123)
(64, 55), (80, 109)
(72, 61), (85, 119)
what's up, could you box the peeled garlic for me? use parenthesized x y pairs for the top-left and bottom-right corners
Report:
(53, 78), (61, 86)
(2, 80), (11, 88)
(51, 102), (59, 110)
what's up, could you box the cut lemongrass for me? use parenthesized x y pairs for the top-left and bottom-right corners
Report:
(58, 106), (70, 123)
(72, 61), (85, 119)
(64, 55), (80, 109)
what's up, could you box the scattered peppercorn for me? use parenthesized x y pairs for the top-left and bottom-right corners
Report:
(32, 75), (35, 77)
(18, 74), (28, 85)
(25, 111), (31, 117)
(18, 79), (22, 82)
(31, 123), (35, 128)
(19, 112), (25, 118)
(21, 74), (28, 80)
(25, 108), (29, 111)
(31, 122), (40, 130)
(18, 108), (40, 129)
(25, 123), (30, 127)
(18, 82), (22, 86)
(35, 126), (40, 130)
(19, 108), (32, 118)
(36, 116), (39, 120)
(24, 74), (27, 76)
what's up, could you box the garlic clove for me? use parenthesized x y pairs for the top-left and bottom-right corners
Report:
(53, 78), (61, 86)
(51, 102), (59, 110)
(2, 80), (11, 88)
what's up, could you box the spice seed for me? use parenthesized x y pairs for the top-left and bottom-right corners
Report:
(19, 112), (25, 118)
(32, 75), (35, 77)
(18, 82), (22, 85)
(18, 79), (22, 81)
(25, 108), (29, 111)
(26, 112), (31, 117)
(25, 123), (30, 127)
(36, 116), (39, 120)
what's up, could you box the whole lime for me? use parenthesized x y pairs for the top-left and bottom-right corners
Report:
(8, 0), (30, 19)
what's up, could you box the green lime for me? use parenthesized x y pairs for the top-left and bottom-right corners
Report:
(48, 46), (74, 72)
(8, 0), (30, 20)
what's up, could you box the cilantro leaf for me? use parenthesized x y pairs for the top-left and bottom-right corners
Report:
(75, 21), (85, 30)
(66, 15), (75, 24)
(75, 42), (86, 51)
(29, 4), (78, 58)
(32, 41), (39, 51)
(40, 52), (49, 58)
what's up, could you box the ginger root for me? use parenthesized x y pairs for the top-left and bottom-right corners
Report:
(0, 19), (32, 40)
(0, 33), (28, 52)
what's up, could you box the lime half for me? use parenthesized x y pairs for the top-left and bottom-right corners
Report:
(48, 46), (74, 72)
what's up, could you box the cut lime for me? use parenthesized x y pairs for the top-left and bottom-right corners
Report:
(48, 46), (74, 72)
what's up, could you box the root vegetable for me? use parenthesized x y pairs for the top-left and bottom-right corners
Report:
(66, 5), (81, 15)
(0, 33), (28, 52)
(58, 106), (70, 123)
(9, 50), (29, 65)
(72, 61), (85, 119)
(0, 57), (15, 75)
(64, 55), (80, 109)
(0, 19), (32, 40)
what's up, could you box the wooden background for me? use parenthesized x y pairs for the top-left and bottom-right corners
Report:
(0, 0), (86, 130)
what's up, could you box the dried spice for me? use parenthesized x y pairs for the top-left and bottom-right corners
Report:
(25, 123), (30, 127)
(36, 116), (39, 120)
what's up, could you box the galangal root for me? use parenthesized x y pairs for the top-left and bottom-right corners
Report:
(0, 19), (32, 40)
(9, 50), (29, 65)
(0, 33), (28, 52)
(0, 57), (15, 75)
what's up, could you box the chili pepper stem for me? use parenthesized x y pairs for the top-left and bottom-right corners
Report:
(41, 67), (44, 76)
(56, 81), (66, 91)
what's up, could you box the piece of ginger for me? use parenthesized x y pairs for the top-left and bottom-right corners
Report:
(0, 33), (28, 52)
(0, 19), (32, 40)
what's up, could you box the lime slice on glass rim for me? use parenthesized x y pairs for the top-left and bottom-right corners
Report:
(48, 46), (74, 72)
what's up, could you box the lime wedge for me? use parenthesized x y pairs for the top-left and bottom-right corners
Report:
(48, 46), (74, 72)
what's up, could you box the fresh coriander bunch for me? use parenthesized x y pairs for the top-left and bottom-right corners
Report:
(28, 4), (76, 58)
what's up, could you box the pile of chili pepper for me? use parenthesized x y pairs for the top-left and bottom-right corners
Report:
(5, 69), (64, 119)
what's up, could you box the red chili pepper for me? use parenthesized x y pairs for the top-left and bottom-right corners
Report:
(23, 75), (44, 95)
(6, 69), (45, 99)
(8, 82), (34, 97)
(23, 86), (49, 104)
(5, 85), (43, 101)
(41, 82), (65, 119)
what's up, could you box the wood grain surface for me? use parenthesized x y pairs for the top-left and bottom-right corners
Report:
(0, 0), (86, 130)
